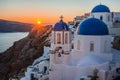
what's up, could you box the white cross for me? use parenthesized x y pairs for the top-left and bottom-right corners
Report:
(60, 15), (63, 20)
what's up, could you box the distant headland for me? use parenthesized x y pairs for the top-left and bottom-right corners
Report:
(0, 19), (33, 32)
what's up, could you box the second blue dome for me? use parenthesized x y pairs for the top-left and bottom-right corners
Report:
(91, 4), (110, 13)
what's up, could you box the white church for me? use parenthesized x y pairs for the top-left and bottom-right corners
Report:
(21, 4), (120, 80)
(49, 4), (113, 80)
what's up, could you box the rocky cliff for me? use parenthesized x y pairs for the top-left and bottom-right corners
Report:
(0, 25), (52, 80)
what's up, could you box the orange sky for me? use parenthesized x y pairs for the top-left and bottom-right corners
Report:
(0, 0), (120, 24)
(0, 9), (84, 24)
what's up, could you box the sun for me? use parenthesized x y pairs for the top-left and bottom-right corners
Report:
(37, 20), (41, 24)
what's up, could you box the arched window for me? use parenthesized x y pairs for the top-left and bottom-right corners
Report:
(90, 41), (94, 52)
(57, 33), (61, 44)
(77, 40), (80, 50)
(100, 16), (103, 21)
(65, 33), (68, 44)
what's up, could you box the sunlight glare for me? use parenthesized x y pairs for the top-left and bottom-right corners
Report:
(37, 20), (41, 24)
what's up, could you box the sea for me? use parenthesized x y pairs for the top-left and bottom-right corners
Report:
(0, 32), (29, 53)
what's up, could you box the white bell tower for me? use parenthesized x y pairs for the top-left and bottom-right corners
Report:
(50, 16), (71, 65)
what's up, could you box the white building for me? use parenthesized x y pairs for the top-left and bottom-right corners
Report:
(21, 46), (50, 80)
(112, 12), (120, 23)
(49, 15), (113, 80)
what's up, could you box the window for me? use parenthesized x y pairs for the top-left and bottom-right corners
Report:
(77, 40), (80, 50)
(57, 33), (61, 44)
(100, 16), (103, 21)
(90, 42), (94, 52)
(65, 33), (68, 44)
(104, 40), (107, 53)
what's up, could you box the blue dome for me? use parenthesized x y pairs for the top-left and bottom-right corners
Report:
(91, 4), (110, 13)
(77, 18), (109, 35)
(53, 20), (69, 31)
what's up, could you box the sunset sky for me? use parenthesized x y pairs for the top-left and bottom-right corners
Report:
(0, 0), (120, 24)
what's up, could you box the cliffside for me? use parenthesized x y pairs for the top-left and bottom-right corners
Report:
(0, 25), (52, 80)
(0, 19), (33, 32)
